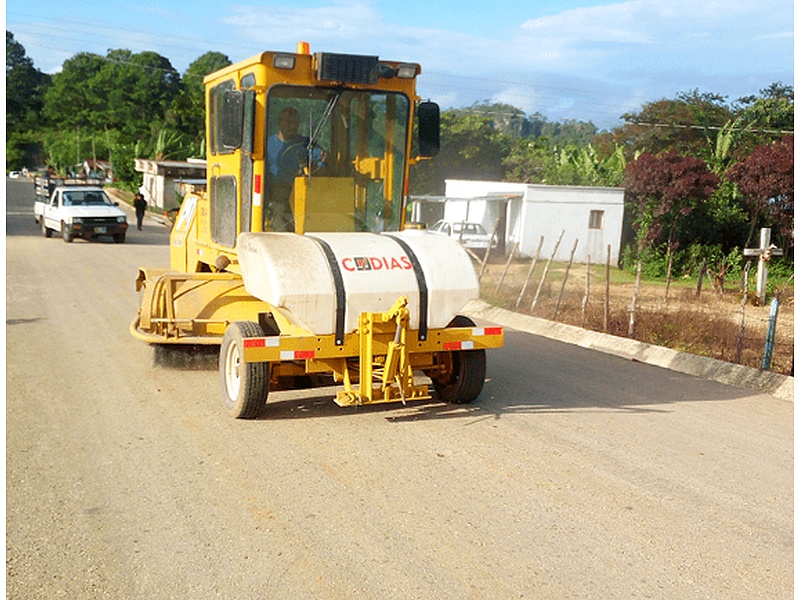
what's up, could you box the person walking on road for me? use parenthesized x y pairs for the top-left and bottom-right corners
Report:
(133, 193), (147, 230)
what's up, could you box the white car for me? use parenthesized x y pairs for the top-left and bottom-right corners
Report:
(429, 220), (496, 250)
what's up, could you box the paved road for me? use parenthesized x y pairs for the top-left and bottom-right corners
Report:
(6, 178), (793, 598)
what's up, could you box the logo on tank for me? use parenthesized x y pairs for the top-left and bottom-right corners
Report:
(341, 256), (413, 272)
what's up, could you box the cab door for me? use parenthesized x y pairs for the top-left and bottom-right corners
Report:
(44, 192), (60, 230)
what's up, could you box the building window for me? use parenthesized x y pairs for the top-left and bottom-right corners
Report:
(589, 210), (604, 230)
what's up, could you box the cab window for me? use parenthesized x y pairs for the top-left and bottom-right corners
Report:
(209, 79), (236, 155)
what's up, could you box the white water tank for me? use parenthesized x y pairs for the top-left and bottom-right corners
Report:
(237, 230), (479, 338)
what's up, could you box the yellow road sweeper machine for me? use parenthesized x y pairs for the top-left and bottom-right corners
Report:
(131, 43), (503, 418)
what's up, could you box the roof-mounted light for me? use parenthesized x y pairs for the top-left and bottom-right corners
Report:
(273, 54), (296, 70)
(396, 64), (418, 79)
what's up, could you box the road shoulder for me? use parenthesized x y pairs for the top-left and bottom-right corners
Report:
(465, 299), (794, 402)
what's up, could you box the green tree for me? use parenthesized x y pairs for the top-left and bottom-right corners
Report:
(614, 90), (734, 158)
(7, 31), (51, 168)
(42, 52), (107, 129)
(409, 110), (510, 195)
(679, 180), (749, 256)
(672, 121), (751, 256)
(502, 138), (546, 183)
(7, 31), (50, 130)
(536, 117), (598, 147)
(453, 102), (530, 138)
(40, 48), (187, 182)
(43, 49), (180, 135)
(98, 49), (181, 135)
(732, 82), (794, 154)
(503, 139), (626, 187)
(171, 51), (231, 142)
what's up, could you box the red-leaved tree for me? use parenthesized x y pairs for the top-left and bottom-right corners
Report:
(624, 150), (719, 298)
(625, 150), (719, 253)
(726, 135), (793, 251)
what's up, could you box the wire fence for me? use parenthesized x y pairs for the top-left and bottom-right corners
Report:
(472, 234), (794, 376)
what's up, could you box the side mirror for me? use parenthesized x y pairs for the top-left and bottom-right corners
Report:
(417, 101), (440, 158)
(220, 90), (244, 150)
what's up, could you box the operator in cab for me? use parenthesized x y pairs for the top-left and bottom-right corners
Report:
(266, 107), (325, 231)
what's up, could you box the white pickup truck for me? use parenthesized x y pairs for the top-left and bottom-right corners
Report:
(34, 177), (128, 243)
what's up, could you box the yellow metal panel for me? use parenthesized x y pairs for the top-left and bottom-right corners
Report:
(241, 325), (503, 363)
(133, 271), (274, 344)
(291, 176), (357, 234)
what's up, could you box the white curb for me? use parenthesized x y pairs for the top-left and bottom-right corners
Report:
(464, 299), (794, 402)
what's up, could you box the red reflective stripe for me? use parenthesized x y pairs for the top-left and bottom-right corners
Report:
(483, 326), (502, 336)
(243, 338), (265, 348)
(254, 174), (262, 194)
(294, 350), (315, 359)
(443, 341), (461, 350)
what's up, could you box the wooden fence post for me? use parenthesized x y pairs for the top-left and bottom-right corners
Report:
(695, 258), (706, 298)
(627, 260), (642, 337)
(604, 245), (610, 332)
(495, 241), (519, 294)
(736, 262), (752, 363)
(663, 249), (674, 306)
(516, 236), (544, 309)
(531, 230), (564, 313)
(478, 216), (502, 280)
(582, 254), (591, 328)
(553, 238), (578, 320)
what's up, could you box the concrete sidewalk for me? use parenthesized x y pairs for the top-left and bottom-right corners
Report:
(465, 299), (794, 402)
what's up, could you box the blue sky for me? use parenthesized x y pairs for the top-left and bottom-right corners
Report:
(6, 0), (794, 130)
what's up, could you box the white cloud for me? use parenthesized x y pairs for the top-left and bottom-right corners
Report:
(754, 31), (794, 41)
(222, 1), (385, 49)
(11, 0), (790, 128)
(511, 0), (792, 79)
(213, 0), (790, 128)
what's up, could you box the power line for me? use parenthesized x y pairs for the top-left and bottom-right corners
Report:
(16, 41), (183, 75)
(9, 12), (792, 133)
(624, 122), (793, 135)
(7, 11), (254, 67)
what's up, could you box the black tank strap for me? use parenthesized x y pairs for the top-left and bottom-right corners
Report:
(385, 234), (429, 341)
(307, 235), (346, 346)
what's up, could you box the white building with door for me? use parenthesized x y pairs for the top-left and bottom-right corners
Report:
(438, 180), (625, 264)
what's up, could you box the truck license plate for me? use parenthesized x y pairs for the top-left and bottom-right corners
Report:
(95, 227), (107, 233)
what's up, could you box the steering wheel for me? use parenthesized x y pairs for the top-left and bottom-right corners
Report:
(278, 142), (325, 177)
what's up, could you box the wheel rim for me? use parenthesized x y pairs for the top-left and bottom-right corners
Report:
(224, 340), (241, 400)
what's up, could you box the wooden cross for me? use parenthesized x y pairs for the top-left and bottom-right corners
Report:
(743, 228), (783, 304)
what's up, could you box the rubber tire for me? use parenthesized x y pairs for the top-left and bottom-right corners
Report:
(61, 222), (73, 243)
(431, 315), (487, 404)
(113, 232), (125, 244)
(220, 321), (270, 419)
(40, 217), (52, 238)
